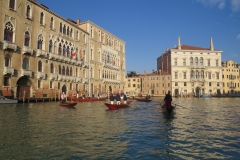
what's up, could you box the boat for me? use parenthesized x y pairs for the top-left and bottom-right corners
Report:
(60, 102), (77, 107)
(105, 101), (132, 110)
(71, 96), (108, 102)
(135, 98), (152, 102)
(200, 94), (211, 98)
(0, 96), (18, 104)
(162, 104), (175, 113)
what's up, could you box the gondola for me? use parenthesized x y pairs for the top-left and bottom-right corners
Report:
(60, 102), (77, 107)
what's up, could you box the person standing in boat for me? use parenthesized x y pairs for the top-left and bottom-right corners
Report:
(164, 91), (172, 110)
(116, 93), (121, 105)
(123, 93), (128, 104)
(110, 93), (114, 104)
(61, 92), (66, 103)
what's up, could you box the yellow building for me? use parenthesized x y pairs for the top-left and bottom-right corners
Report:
(0, 0), (126, 100)
(125, 72), (141, 97)
(222, 60), (240, 95)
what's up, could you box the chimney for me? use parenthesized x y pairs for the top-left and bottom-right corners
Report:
(76, 19), (81, 25)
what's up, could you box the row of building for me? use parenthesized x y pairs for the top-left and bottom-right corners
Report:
(0, 0), (126, 99)
(125, 37), (240, 97)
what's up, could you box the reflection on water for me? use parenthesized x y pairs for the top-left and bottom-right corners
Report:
(0, 98), (240, 159)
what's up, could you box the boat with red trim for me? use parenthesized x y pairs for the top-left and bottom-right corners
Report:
(105, 101), (132, 110)
(71, 96), (108, 102)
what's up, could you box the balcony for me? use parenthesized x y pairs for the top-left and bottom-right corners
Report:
(83, 78), (89, 84)
(103, 63), (120, 70)
(57, 75), (63, 81)
(37, 49), (47, 57)
(4, 67), (14, 75)
(65, 57), (71, 63)
(190, 64), (205, 69)
(75, 77), (81, 83)
(37, 72), (46, 79)
(22, 46), (33, 55)
(21, 69), (32, 77)
(3, 41), (17, 51)
(50, 73), (58, 81)
(190, 77), (205, 82)
(102, 78), (120, 84)
(83, 63), (89, 68)
(49, 53), (58, 60)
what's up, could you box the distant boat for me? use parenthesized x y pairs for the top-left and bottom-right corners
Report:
(0, 96), (18, 104)
(135, 98), (152, 102)
(71, 96), (108, 102)
(201, 94), (211, 98)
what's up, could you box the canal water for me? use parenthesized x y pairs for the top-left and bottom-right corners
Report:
(0, 98), (240, 159)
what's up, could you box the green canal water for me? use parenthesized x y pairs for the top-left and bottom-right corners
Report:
(0, 98), (240, 159)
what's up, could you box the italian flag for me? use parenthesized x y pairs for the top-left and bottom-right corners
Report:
(71, 47), (76, 57)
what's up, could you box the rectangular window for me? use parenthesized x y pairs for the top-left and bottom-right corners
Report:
(183, 72), (186, 79)
(209, 82), (211, 86)
(133, 84), (136, 87)
(38, 80), (41, 88)
(76, 84), (78, 91)
(216, 60), (218, 67)
(175, 72), (178, 79)
(216, 73), (219, 79)
(208, 59), (210, 66)
(70, 83), (72, 90)
(217, 82), (219, 87)
(162, 83), (164, 87)
(175, 82), (178, 86)
(174, 59), (177, 66)
(58, 82), (60, 90)
(184, 82), (187, 86)
(208, 72), (211, 79)
(4, 77), (10, 86)
(50, 81), (53, 89)
(168, 83), (170, 87)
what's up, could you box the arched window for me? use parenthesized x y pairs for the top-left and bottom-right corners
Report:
(190, 57), (193, 66)
(67, 26), (69, 36)
(196, 70), (199, 78)
(59, 23), (62, 33)
(70, 67), (72, 76)
(195, 57), (198, 65)
(26, 5), (31, 18)
(22, 58), (29, 69)
(4, 22), (13, 42)
(63, 45), (66, 57)
(76, 30), (79, 41)
(76, 68), (78, 77)
(201, 70), (204, 78)
(24, 31), (30, 46)
(190, 70), (194, 78)
(70, 28), (72, 37)
(50, 17), (54, 29)
(66, 67), (69, 76)
(9, 0), (15, 9)
(40, 12), (44, 25)
(50, 63), (54, 73)
(63, 25), (66, 35)
(37, 35), (43, 49)
(58, 65), (61, 74)
(58, 43), (62, 55)
(62, 66), (65, 75)
(49, 40), (53, 53)
(38, 61), (42, 72)
(200, 57), (203, 66)
(5, 55), (11, 67)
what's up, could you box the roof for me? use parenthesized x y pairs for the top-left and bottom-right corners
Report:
(172, 45), (210, 51)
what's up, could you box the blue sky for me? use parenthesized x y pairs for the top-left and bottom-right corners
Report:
(37, 0), (240, 74)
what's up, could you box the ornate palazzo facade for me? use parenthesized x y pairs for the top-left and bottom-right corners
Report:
(0, 0), (126, 99)
(157, 37), (223, 97)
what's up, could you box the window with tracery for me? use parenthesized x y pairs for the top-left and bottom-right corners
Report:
(49, 40), (53, 53)
(4, 22), (13, 42)
(58, 65), (61, 74)
(50, 63), (54, 73)
(58, 43), (62, 55)
(37, 35), (43, 49)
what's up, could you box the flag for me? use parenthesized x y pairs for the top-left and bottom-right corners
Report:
(71, 47), (76, 57)
(66, 47), (69, 54)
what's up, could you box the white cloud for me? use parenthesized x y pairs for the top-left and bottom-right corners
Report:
(237, 34), (240, 40)
(231, 0), (240, 12)
(196, 0), (240, 11)
(196, 0), (226, 9)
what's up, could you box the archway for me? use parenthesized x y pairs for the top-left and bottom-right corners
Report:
(16, 76), (32, 99)
(196, 87), (200, 97)
(174, 89), (179, 97)
(62, 85), (67, 94)
(217, 89), (221, 95)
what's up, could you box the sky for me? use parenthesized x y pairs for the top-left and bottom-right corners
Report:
(37, 0), (240, 74)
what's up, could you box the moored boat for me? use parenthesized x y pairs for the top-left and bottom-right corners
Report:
(105, 101), (132, 110)
(0, 96), (18, 104)
(60, 102), (77, 107)
(135, 98), (152, 102)
(71, 96), (108, 102)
